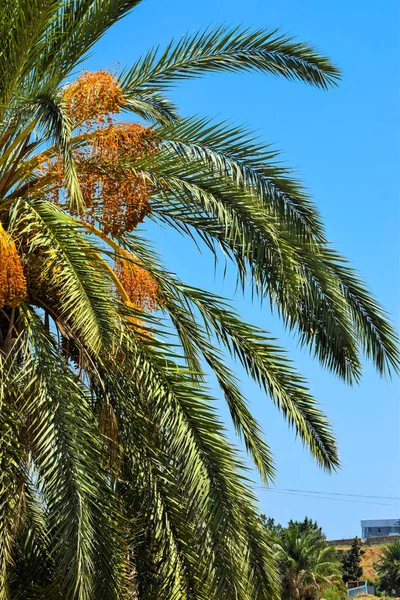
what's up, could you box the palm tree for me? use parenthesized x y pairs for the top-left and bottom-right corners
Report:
(0, 2), (398, 598)
(376, 540), (400, 597)
(276, 527), (342, 600)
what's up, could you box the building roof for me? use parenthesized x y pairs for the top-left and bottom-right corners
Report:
(361, 518), (400, 527)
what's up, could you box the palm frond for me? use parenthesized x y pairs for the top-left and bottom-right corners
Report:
(122, 92), (180, 125)
(156, 116), (325, 240)
(160, 290), (276, 483)
(10, 198), (116, 353)
(321, 248), (399, 377)
(9, 468), (56, 599)
(120, 25), (340, 98)
(26, 1), (144, 88)
(178, 284), (340, 470)
(27, 91), (83, 213)
(20, 307), (126, 599)
(0, 0), (59, 113)
(121, 156), (361, 382)
(108, 319), (279, 598)
(115, 233), (340, 471)
(103, 368), (211, 599)
(0, 351), (26, 598)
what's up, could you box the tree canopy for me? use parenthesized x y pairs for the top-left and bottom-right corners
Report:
(376, 540), (400, 597)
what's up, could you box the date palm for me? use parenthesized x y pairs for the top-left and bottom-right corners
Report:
(376, 540), (400, 597)
(0, 2), (398, 599)
(276, 527), (342, 600)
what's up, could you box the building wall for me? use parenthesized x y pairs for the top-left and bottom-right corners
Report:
(362, 526), (400, 538)
(327, 534), (400, 546)
(361, 519), (400, 539)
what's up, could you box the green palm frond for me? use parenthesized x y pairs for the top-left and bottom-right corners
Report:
(174, 285), (340, 471)
(20, 307), (126, 599)
(9, 470), (56, 599)
(161, 292), (276, 482)
(122, 91), (180, 125)
(321, 248), (400, 377)
(120, 157), (361, 381)
(120, 25), (340, 96)
(0, 351), (26, 598)
(156, 116), (325, 240)
(107, 371), (212, 599)
(115, 233), (339, 471)
(109, 319), (279, 597)
(10, 199), (116, 353)
(0, 0), (58, 113)
(120, 140), (397, 380)
(24, 1), (144, 88)
(27, 91), (84, 212)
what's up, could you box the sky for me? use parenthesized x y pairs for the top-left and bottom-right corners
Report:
(83, 0), (400, 540)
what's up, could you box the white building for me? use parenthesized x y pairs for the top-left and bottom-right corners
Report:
(361, 518), (400, 538)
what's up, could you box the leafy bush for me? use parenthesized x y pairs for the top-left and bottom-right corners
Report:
(376, 541), (400, 597)
(321, 581), (347, 600)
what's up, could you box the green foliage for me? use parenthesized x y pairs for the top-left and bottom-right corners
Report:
(339, 537), (363, 583)
(375, 540), (400, 597)
(321, 582), (347, 600)
(287, 517), (324, 539)
(259, 516), (285, 539)
(0, 1), (398, 598)
(260, 517), (341, 600)
(276, 526), (342, 600)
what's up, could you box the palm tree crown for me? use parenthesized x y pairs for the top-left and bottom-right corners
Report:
(376, 540), (400, 597)
(276, 528), (341, 600)
(0, 1), (398, 599)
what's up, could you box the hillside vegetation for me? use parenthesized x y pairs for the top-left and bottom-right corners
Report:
(356, 596), (400, 600)
(361, 545), (385, 583)
(334, 543), (383, 583)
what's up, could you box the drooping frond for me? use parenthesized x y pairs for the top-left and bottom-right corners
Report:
(122, 91), (180, 125)
(115, 233), (339, 472)
(27, 91), (84, 212)
(102, 319), (279, 598)
(119, 140), (398, 380)
(118, 155), (362, 381)
(0, 351), (26, 598)
(10, 198), (116, 353)
(19, 307), (127, 599)
(156, 116), (326, 240)
(320, 248), (400, 377)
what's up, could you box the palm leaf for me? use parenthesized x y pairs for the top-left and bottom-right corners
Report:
(120, 25), (340, 97)
(114, 234), (339, 471)
(0, 351), (27, 598)
(20, 307), (126, 599)
(109, 319), (279, 598)
(10, 198), (115, 353)
(156, 116), (325, 240)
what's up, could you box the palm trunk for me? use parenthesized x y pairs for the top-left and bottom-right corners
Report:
(0, 306), (20, 355)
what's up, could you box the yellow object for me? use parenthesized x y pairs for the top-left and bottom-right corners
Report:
(0, 222), (27, 308)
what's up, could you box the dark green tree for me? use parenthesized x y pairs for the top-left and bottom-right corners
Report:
(288, 517), (324, 539)
(339, 537), (363, 583)
(376, 540), (400, 597)
(276, 528), (341, 600)
(259, 516), (284, 540)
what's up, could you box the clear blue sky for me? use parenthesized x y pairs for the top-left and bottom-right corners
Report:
(84, 0), (400, 539)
